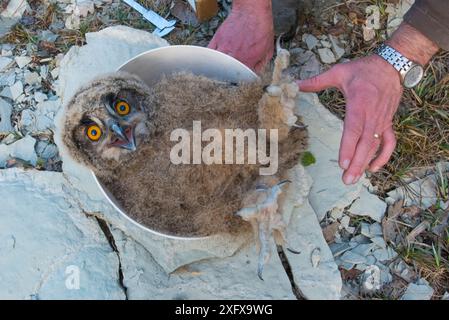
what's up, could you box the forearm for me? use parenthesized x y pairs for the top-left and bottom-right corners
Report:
(232, 0), (272, 14)
(386, 22), (439, 66)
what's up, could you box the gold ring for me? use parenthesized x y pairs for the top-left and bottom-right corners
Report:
(374, 133), (380, 139)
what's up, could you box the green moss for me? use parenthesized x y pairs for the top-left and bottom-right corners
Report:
(301, 151), (316, 167)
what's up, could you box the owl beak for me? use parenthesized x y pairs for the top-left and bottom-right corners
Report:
(109, 122), (136, 151)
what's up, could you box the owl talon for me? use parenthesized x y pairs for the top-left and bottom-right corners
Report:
(236, 180), (292, 280)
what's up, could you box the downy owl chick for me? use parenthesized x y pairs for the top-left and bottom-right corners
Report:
(63, 46), (308, 280)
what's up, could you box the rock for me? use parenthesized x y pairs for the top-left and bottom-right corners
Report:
(348, 188), (387, 222)
(111, 227), (295, 299)
(0, 98), (13, 134)
(386, 1), (414, 37)
(317, 48), (336, 64)
(302, 34), (319, 50)
(34, 91), (48, 103)
(299, 54), (321, 80)
(0, 169), (126, 299)
(15, 56), (32, 69)
(2, 81), (24, 101)
(360, 265), (381, 294)
(351, 243), (376, 256)
(340, 251), (367, 264)
(329, 242), (352, 257)
(39, 30), (59, 42)
(0, 135), (37, 166)
(329, 35), (345, 60)
(386, 163), (448, 209)
(329, 207), (344, 221)
(370, 236), (386, 249)
(372, 246), (397, 262)
(0, 70), (16, 86)
(24, 72), (40, 86)
(0, 57), (13, 71)
(361, 222), (383, 238)
(35, 141), (58, 160)
(0, 0), (30, 19)
(390, 260), (415, 282)
(401, 281), (434, 300)
(442, 292), (449, 300)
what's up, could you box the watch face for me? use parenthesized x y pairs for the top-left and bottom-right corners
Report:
(404, 65), (424, 88)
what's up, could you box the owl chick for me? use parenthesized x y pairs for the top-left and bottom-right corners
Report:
(63, 43), (307, 278)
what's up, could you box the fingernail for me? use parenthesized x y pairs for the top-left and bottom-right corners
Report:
(341, 159), (350, 170)
(343, 174), (354, 185)
(371, 166), (379, 173)
(353, 174), (361, 184)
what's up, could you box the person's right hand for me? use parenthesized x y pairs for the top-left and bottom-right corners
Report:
(208, 0), (274, 73)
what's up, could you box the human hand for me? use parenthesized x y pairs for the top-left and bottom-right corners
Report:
(297, 23), (439, 185)
(298, 55), (402, 185)
(208, 0), (274, 73)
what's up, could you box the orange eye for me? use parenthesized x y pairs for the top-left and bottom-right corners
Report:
(115, 100), (130, 116)
(86, 125), (102, 141)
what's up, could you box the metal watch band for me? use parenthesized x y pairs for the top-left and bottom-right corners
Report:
(374, 43), (413, 75)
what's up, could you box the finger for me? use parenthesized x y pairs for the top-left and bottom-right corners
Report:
(369, 127), (396, 172)
(297, 65), (344, 92)
(342, 118), (379, 185)
(338, 105), (363, 171)
(254, 50), (273, 74)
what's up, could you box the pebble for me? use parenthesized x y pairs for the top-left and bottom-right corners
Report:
(317, 48), (336, 64)
(302, 34), (319, 50)
(24, 72), (41, 86)
(0, 81), (23, 100)
(0, 135), (37, 167)
(340, 251), (367, 264)
(34, 92), (48, 103)
(401, 281), (434, 300)
(35, 141), (58, 160)
(372, 246), (397, 262)
(329, 35), (345, 60)
(0, 57), (13, 71)
(361, 265), (381, 294)
(0, 98), (13, 134)
(15, 56), (32, 69)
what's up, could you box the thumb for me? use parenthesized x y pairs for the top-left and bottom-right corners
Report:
(297, 66), (342, 92)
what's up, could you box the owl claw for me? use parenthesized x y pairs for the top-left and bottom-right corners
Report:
(236, 180), (292, 280)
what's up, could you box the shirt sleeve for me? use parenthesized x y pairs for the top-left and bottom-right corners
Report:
(404, 0), (449, 51)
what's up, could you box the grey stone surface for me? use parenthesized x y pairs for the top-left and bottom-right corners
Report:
(0, 169), (125, 299)
(318, 48), (336, 64)
(0, 135), (37, 166)
(302, 34), (319, 50)
(0, 97), (13, 134)
(401, 281), (434, 300)
(386, 162), (448, 209)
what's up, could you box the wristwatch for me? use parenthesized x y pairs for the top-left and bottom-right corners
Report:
(374, 43), (424, 89)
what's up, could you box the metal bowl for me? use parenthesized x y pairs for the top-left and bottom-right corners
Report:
(91, 45), (258, 240)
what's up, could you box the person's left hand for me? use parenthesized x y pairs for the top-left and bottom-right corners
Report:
(297, 55), (403, 185)
(208, 1), (274, 73)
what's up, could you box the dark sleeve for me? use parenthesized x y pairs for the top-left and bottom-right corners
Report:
(404, 0), (449, 51)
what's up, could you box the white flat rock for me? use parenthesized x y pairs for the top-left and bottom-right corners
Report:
(401, 281), (434, 300)
(0, 56), (13, 71)
(0, 135), (37, 166)
(0, 169), (125, 299)
(0, 98), (13, 134)
(15, 56), (32, 69)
